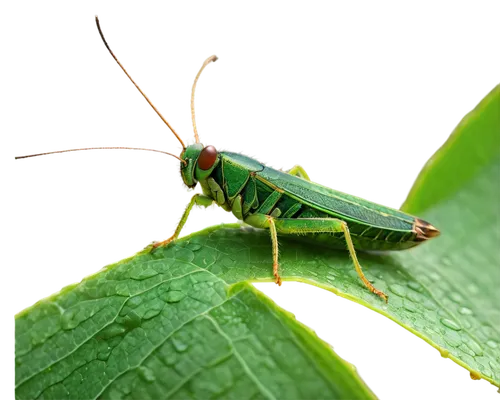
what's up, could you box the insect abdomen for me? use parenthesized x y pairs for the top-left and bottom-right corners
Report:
(275, 201), (419, 251)
(211, 152), (424, 251)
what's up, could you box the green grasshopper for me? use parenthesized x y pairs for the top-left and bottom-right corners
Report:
(17, 17), (440, 302)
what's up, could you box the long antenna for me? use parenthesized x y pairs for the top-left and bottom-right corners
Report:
(14, 144), (186, 164)
(92, 14), (186, 149)
(188, 53), (219, 143)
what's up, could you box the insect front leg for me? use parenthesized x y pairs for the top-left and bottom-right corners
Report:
(245, 215), (388, 302)
(152, 194), (213, 250)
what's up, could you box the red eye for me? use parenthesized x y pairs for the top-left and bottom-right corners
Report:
(198, 145), (218, 170)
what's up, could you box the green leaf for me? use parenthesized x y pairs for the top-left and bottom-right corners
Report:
(16, 85), (500, 398)
(15, 249), (376, 399)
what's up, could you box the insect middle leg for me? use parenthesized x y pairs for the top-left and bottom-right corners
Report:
(286, 165), (311, 181)
(245, 214), (388, 302)
(244, 214), (281, 285)
(152, 194), (213, 249)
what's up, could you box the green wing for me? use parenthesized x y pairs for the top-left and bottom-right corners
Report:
(220, 151), (415, 231)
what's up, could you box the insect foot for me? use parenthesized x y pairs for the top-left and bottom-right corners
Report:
(145, 235), (175, 252)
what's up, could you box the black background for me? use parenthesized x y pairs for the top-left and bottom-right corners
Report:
(5, 7), (498, 399)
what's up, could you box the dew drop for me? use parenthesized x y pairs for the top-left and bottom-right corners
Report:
(407, 281), (422, 292)
(187, 243), (202, 252)
(463, 320), (472, 329)
(143, 309), (162, 320)
(130, 266), (159, 281)
(459, 343), (475, 357)
(429, 272), (440, 281)
(448, 292), (463, 304)
(466, 340), (483, 356)
(458, 307), (473, 316)
(164, 290), (187, 303)
(440, 318), (462, 331)
(174, 248), (195, 263)
(263, 357), (277, 369)
(444, 331), (462, 347)
(489, 360), (499, 371)
(422, 298), (437, 311)
(118, 311), (142, 331)
(481, 324), (495, 337)
(115, 283), (131, 297)
(138, 366), (156, 382)
(438, 309), (448, 317)
(481, 368), (493, 379)
(128, 296), (143, 308)
(60, 309), (78, 330)
(164, 353), (177, 366)
(442, 257), (452, 266)
(389, 284), (407, 297)
(172, 337), (189, 352)
(486, 340), (498, 349)
(97, 351), (111, 361)
(407, 290), (423, 303)
(403, 300), (417, 313)
(467, 283), (479, 295)
(97, 323), (127, 340)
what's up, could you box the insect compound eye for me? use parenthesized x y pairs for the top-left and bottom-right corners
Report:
(198, 145), (218, 170)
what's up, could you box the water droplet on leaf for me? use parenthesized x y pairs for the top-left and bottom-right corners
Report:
(143, 309), (162, 320)
(458, 307), (473, 315)
(403, 300), (417, 313)
(97, 351), (111, 361)
(187, 243), (202, 252)
(326, 272), (336, 282)
(467, 283), (479, 294)
(489, 360), (499, 371)
(459, 343), (475, 357)
(448, 292), (463, 304)
(163, 291), (186, 303)
(172, 337), (189, 352)
(466, 340), (483, 356)
(61, 309), (78, 330)
(442, 257), (452, 266)
(130, 266), (159, 280)
(164, 353), (177, 366)
(407, 281), (422, 292)
(389, 284), (406, 297)
(440, 318), (461, 331)
(138, 366), (156, 382)
(128, 296), (143, 308)
(429, 272), (440, 281)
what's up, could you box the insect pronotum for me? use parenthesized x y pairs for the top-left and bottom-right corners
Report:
(16, 16), (441, 303)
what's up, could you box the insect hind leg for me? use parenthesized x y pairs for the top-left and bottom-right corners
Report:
(245, 214), (388, 302)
